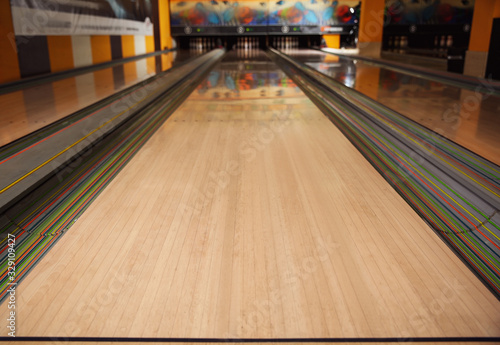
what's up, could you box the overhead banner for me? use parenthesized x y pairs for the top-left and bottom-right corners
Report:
(10, 0), (154, 36)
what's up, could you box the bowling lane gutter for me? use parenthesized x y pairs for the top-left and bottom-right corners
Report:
(318, 48), (500, 97)
(268, 47), (500, 299)
(0, 49), (225, 216)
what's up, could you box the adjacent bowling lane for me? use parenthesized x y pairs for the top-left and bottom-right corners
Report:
(0, 50), (188, 148)
(287, 49), (500, 166)
(2, 50), (498, 339)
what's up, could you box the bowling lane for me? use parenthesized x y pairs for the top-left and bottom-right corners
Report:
(2, 50), (499, 340)
(0, 50), (189, 147)
(287, 49), (500, 166)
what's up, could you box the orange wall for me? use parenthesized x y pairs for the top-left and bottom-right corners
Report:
(358, 0), (385, 43)
(0, 1), (20, 83)
(159, 0), (172, 50)
(469, 0), (496, 52)
(122, 35), (136, 58)
(494, 0), (500, 17)
(90, 36), (112, 64)
(47, 36), (74, 73)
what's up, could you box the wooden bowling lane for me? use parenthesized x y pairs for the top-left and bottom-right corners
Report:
(288, 50), (500, 166)
(1, 53), (498, 340)
(0, 52), (177, 148)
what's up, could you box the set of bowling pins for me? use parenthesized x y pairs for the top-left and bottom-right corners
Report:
(189, 38), (214, 54)
(388, 36), (408, 52)
(434, 35), (454, 55)
(236, 37), (259, 50)
(236, 37), (259, 58)
(272, 37), (299, 51)
(388, 34), (453, 55)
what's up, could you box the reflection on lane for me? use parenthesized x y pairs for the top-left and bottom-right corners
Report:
(170, 51), (314, 125)
(191, 52), (303, 101)
(0, 50), (185, 147)
(287, 49), (500, 166)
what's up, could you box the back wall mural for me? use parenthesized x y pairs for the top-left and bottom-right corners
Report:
(170, 0), (361, 35)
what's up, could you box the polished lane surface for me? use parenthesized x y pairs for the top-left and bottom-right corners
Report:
(287, 49), (500, 166)
(0, 50), (189, 147)
(1, 51), (498, 340)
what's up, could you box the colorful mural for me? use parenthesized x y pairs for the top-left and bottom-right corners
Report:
(170, 0), (268, 27)
(269, 0), (360, 27)
(170, 0), (360, 34)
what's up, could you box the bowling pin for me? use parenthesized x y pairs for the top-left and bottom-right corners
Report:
(446, 35), (453, 48)
(439, 35), (446, 55)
